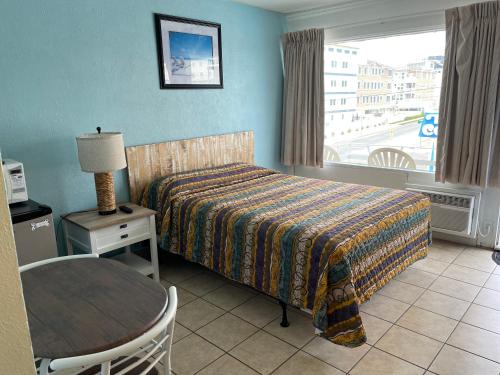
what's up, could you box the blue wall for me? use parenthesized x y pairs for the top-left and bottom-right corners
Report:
(0, 0), (285, 252)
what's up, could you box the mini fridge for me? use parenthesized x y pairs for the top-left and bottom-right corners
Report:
(10, 199), (58, 266)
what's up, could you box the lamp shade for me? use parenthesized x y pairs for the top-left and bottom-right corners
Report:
(76, 132), (127, 173)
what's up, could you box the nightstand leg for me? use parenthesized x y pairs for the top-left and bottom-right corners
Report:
(149, 216), (160, 282)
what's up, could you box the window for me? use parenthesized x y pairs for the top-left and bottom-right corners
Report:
(324, 31), (445, 171)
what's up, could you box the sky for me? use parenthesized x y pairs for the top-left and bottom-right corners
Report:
(169, 31), (213, 60)
(337, 31), (446, 67)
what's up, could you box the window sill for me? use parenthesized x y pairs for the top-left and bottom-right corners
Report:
(321, 160), (436, 175)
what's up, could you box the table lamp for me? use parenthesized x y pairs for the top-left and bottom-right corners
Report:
(76, 127), (127, 215)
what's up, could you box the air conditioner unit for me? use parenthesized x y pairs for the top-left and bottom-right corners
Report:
(406, 185), (480, 238)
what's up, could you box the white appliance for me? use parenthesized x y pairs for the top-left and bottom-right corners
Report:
(2, 159), (28, 204)
(406, 184), (480, 238)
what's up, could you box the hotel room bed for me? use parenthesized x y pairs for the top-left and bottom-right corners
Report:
(140, 162), (431, 347)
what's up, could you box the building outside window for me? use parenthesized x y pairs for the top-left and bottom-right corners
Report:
(324, 45), (359, 141)
(324, 31), (444, 171)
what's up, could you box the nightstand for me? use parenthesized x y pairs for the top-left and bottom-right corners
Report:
(62, 203), (159, 282)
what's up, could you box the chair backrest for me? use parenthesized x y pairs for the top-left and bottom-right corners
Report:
(367, 148), (416, 170)
(47, 286), (178, 375)
(20, 254), (99, 273)
(323, 145), (341, 162)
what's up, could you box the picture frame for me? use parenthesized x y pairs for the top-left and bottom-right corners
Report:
(154, 13), (223, 89)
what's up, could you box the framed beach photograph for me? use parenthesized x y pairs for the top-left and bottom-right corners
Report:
(154, 14), (223, 89)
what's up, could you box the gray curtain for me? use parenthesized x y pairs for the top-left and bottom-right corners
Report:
(281, 29), (325, 167)
(436, 0), (500, 187)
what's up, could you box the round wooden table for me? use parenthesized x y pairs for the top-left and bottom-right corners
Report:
(21, 258), (167, 359)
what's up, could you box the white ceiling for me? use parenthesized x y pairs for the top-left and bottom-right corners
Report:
(233, 0), (352, 14)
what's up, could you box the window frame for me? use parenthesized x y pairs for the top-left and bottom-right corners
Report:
(323, 26), (445, 175)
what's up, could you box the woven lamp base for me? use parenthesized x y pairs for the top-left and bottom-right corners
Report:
(94, 172), (117, 215)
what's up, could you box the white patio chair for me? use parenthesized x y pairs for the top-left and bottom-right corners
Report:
(323, 145), (341, 162)
(20, 254), (99, 272)
(37, 286), (177, 375)
(367, 148), (416, 170)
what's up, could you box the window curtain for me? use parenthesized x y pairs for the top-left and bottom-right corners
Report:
(281, 29), (325, 167)
(436, 0), (500, 187)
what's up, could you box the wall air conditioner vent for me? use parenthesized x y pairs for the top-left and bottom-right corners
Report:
(406, 185), (480, 238)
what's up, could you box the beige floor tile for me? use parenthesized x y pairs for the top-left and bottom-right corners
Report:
(453, 248), (496, 273)
(429, 345), (500, 375)
(176, 299), (224, 331)
(375, 326), (442, 368)
(273, 351), (345, 375)
(360, 312), (392, 345)
(410, 257), (449, 275)
(474, 288), (500, 310)
(203, 284), (256, 310)
(484, 274), (500, 291)
(494, 265), (500, 275)
(414, 290), (470, 320)
(428, 276), (480, 302)
(197, 354), (258, 375)
(178, 272), (227, 297)
(171, 334), (224, 375)
(230, 331), (297, 375)
(231, 295), (282, 327)
(263, 310), (316, 348)
(396, 306), (457, 342)
(441, 264), (490, 286)
(447, 322), (500, 363)
(160, 281), (198, 307)
(197, 313), (258, 351)
(350, 348), (424, 375)
(359, 294), (410, 323)
(303, 336), (369, 372)
(377, 280), (425, 304)
(395, 268), (438, 289)
(427, 246), (462, 263)
(462, 304), (500, 334)
(173, 322), (192, 343)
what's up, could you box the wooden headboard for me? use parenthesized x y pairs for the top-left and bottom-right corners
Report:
(125, 131), (254, 203)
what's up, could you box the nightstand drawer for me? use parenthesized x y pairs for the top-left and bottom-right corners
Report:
(94, 217), (149, 238)
(95, 217), (149, 250)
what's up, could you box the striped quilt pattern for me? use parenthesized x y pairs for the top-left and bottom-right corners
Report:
(142, 163), (431, 346)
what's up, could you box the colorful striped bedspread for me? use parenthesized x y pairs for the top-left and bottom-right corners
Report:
(142, 163), (431, 346)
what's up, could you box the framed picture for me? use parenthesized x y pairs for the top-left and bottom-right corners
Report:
(154, 13), (223, 89)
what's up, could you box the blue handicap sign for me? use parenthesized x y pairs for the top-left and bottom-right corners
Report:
(419, 112), (439, 138)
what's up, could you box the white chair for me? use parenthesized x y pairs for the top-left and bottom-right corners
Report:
(20, 254), (99, 272)
(37, 286), (177, 375)
(323, 145), (341, 162)
(367, 148), (416, 170)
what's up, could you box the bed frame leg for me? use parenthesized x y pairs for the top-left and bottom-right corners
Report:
(279, 300), (289, 327)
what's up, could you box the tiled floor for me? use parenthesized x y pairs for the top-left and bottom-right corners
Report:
(160, 240), (500, 375)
